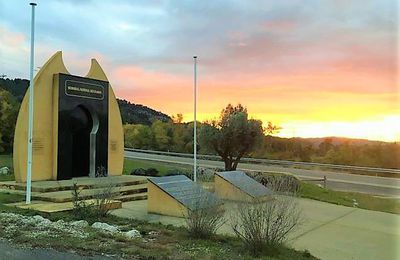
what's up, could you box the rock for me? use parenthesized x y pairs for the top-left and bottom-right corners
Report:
(91, 222), (119, 233)
(124, 229), (141, 238)
(71, 220), (89, 228)
(0, 167), (10, 175)
(148, 231), (160, 236)
(32, 215), (51, 225)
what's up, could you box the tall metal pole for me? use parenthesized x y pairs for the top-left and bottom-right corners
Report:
(26, 2), (37, 204)
(193, 56), (197, 182)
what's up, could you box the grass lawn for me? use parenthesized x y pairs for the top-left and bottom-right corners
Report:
(123, 158), (191, 175)
(300, 182), (400, 214)
(0, 154), (12, 168)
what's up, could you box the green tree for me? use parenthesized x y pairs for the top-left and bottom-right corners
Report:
(151, 120), (171, 151)
(199, 104), (264, 170)
(124, 124), (154, 149)
(0, 89), (20, 153)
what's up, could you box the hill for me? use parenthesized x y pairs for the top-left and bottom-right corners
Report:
(0, 77), (170, 125)
(118, 99), (170, 125)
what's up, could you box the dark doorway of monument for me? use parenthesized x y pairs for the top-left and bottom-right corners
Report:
(69, 105), (93, 178)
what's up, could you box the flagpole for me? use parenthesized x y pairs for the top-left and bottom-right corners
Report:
(26, 2), (37, 204)
(193, 56), (197, 182)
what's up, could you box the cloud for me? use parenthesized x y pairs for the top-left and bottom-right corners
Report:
(0, 0), (397, 140)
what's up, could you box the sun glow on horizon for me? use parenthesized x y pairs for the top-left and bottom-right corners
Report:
(181, 113), (400, 142)
(276, 115), (400, 142)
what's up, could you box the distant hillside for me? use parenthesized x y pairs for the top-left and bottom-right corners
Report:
(118, 99), (171, 125)
(285, 136), (386, 147)
(0, 77), (171, 125)
(0, 78), (29, 101)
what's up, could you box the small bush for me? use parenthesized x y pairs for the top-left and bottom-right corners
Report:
(92, 179), (119, 217)
(95, 165), (108, 177)
(197, 167), (215, 182)
(231, 177), (302, 256)
(130, 168), (146, 176)
(71, 179), (119, 220)
(185, 193), (225, 239)
(145, 168), (159, 176)
(251, 172), (300, 194)
(71, 182), (95, 220)
(164, 169), (192, 179)
(130, 167), (159, 176)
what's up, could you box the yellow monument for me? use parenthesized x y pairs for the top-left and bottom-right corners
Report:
(13, 51), (124, 182)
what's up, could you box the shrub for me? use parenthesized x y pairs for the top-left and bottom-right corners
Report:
(92, 179), (119, 217)
(196, 167), (215, 182)
(164, 169), (192, 179)
(263, 174), (300, 194)
(95, 165), (108, 177)
(145, 168), (159, 176)
(130, 168), (146, 176)
(185, 193), (225, 239)
(71, 179), (119, 220)
(231, 177), (302, 256)
(251, 172), (300, 194)
(130, 167), (159, 177)
(71, 182), (94, 220)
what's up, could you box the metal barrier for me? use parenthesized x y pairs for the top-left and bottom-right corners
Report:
(301, 176), (327, 188)
(124, 148), (400, 176)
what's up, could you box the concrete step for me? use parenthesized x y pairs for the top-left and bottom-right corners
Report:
(32, 183), (148, 203)
(0, 175), (148, 193)
(116, 192), (148, 202)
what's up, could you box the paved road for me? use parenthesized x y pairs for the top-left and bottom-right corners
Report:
(125, 151), (400, 197)
(0, 240), (113, 260)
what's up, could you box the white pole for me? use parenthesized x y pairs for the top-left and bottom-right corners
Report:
(26, 2), (37, 204)
(193, 56), (197, 182)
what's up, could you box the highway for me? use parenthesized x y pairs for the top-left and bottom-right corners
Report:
(125, 150), (400, 197)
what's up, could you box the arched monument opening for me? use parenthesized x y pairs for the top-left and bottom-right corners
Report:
(69, 105), (93, 178)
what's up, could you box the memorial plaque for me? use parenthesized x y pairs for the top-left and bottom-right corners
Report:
(65, 80), (104, 100)
(217, 171), (273, 198)
(148, 175), (221, 210)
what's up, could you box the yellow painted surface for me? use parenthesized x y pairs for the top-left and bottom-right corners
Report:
(215, 175), (272, 202)
(14, 52), (68, 182)
(214, 174), (254, 202)
(85, 59), (124, 176)
(147, 182), (188, 218)
(13, 52), (123, 182)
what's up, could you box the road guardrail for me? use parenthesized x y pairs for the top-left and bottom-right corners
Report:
(124, 148), (400, 176)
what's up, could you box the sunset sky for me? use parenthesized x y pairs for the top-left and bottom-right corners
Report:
(0, 0), (398, 141)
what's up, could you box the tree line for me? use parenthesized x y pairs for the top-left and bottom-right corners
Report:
(124, 104), (399, 169)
